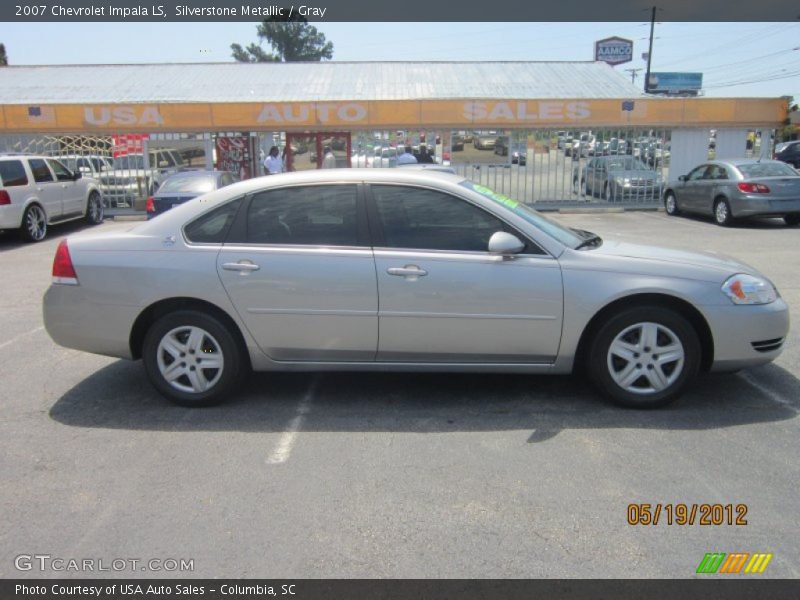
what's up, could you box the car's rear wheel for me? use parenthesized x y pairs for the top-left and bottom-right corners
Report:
(664, 191), (679, 216)
(714, 198), (733, 226)
(588, 306), (700, 408)
(85, 191), (104, 225)
(143, 310), (244, 407)
(20, 204), (47, 242)
(784, 213), (800, 227)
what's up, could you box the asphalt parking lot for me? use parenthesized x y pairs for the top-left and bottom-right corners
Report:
(1, 211), (798, 579)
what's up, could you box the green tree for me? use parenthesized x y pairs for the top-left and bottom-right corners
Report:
(0, 44), (8, 66)
(231, 14), (333, 62)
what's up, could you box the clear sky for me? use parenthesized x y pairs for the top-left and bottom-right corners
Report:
(2, 22), (798, 100)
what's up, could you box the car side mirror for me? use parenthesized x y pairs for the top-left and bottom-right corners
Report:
(678, 175), (687, 182)
(159, 160), (170, 168)
(72, 171), (82, 180)
(488, 232), (525, 256)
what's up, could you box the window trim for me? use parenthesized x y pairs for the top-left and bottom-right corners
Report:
(364, 182), (548, 257)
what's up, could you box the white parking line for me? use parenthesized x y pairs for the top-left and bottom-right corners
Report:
(266, 378), (317, 464)
(739, 371), (797, 414)
(0, 326), (44, 350)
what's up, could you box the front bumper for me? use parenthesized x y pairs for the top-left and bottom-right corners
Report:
(703, 298), (790, 372)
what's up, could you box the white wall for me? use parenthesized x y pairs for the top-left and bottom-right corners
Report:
(669, 129), (709, 182)
(715, 128), (748, 161)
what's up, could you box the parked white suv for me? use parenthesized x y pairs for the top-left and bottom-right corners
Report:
(0, 154), (104, 242)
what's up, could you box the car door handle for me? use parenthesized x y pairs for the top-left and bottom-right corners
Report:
(387, 265), (428, 278)
(222, 261), (260, 272)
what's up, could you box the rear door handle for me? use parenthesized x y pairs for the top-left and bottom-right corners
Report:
(222, 261), (260, 272)
(387, 265), (428, 278)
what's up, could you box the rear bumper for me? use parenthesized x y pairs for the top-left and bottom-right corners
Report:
(0, 204), (25, 229)
(732, 197), (800, 218)
(43, 284), (138, 359)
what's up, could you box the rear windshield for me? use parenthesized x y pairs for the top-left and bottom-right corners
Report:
(0, 160), (29, 187)
(159, 174), (216, 194)
(736, 162), (798, 178)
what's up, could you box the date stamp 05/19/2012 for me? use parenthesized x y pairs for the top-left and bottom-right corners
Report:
(627, 503), (749, 526)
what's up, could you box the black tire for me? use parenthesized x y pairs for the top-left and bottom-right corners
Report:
(714, 198), (734, 226)
(602, 182), (609, 200)
(784, 213), (800, 227)
(664, 191), (679, 216)
(142, 310), (244, 407)
(85, 191), (104, 225)
(19, 204), (47, 242)
(587, 306), (701, 408)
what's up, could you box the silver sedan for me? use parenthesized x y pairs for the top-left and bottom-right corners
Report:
(44, 170), (789, 408)
(664, 159), (800, 226)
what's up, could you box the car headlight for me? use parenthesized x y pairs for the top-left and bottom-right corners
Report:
(721, 274), (777, 305)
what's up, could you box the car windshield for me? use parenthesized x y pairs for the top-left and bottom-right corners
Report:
(460, 181), (585, 248)
(605, 157), (650, 171)
(159, 174), (217, 194)
(113, 155), (145, 170)
(736, 162), (798, 178)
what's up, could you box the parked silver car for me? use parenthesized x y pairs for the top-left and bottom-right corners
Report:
(664, 159), (800, 226)
(44, 170), (788, 409)
(575, 156), (662, 201)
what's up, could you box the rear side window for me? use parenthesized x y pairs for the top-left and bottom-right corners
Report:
(47, 159), (74, 182)
(28, 159), (53, 183)
(183, 198), (242, 244)
(0, 160), (29, 187)
(242, 185), (359, 246)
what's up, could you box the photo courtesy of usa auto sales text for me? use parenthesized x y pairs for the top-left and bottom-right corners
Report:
(15, 583), (299, 596)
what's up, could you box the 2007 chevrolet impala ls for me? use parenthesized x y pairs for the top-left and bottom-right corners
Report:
(43, 170), (789, 408)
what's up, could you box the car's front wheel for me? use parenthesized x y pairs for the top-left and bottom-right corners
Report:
(588, 306), (700, 408)
(85, 191), (104, 225)
(143, 310), (244, 407)
(664, 191), (680, 216)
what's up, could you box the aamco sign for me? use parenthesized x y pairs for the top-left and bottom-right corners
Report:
(595, 37), (633, 66)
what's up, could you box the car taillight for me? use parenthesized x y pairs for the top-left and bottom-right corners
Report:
(737, 182), (771, 194)
(52, 239), (79, 285)
(0, 190), (10, 205)
(145, 197), (155, 213)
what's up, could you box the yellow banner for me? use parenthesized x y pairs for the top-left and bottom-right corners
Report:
(1, 98), (787, 133)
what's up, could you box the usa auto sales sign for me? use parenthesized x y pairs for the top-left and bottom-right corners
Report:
(595, 37), (633, 66)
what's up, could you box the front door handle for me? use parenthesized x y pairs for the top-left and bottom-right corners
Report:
(387, 265), (428, 278)
(222, 260), (260, 273)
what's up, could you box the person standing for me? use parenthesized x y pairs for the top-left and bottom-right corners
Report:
(321, 146), (337, 169)
(263, 145), (283, 175)
(397, 145), (418, 165)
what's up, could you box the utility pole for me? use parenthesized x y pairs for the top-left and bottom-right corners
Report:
(626, 68), (641, 84)
(644, 6), (657, 93)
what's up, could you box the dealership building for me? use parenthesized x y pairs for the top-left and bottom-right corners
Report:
(0, 61), (787, 209)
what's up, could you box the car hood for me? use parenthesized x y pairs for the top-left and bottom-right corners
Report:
(590, 240), (759, 277)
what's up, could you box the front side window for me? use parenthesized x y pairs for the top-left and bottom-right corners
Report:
(183, 198), (242, 244)
(28, 159), (53, 183)
(244, 185), (359, 246)
(372, 185), (505, 252)
(687, 165), (710, 181)
(0, 160), (29, 187)
(47, 159), (74, 182)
